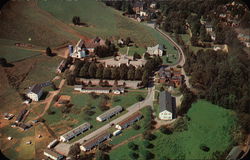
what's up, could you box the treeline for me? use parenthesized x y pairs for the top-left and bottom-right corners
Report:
(94, 39), (117, 58)
(66, 56), (162, 87)
(184, 47), (249, 114)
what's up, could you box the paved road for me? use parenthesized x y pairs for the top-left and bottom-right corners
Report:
(55, 86), (155, 155)
(146, 23), (192, 89)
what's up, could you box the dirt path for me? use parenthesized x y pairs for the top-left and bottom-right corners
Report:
(111, 134), (142, 150)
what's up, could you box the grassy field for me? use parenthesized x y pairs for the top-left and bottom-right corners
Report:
(0, 39), (42, 63)
(42, 86), (147, 140)
(109, 100), (237, 160)
(112, 90), (147, 108)
(0, 1), (78, 47)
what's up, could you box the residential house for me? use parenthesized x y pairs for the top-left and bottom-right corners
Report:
(15, 109), (28, 123)
(80, 132), (111, 152)
(71, 39), (86, 58)
(150, 2), (157, 9)
(56, 60), (67, 73)
(71, 37), (105, 58)
(159, 91), (175, 120)
(116, 112), (142, 130)
(59, 122), (91, 142)
(84, 37), (105, 53)
(140, 10), (148, 17)
(133, 1), (145, 14)
(43, 149), (63, 160)
(26, 84), (43, 101)
(146, 44), (164, 56)
(205, 24), (213, 33)
(96, 106), (123, 122)
(137, 16), (145, 22)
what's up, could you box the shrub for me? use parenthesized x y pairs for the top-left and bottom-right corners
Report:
(129, 152), (139, 159)
(128, 142), (138, 150)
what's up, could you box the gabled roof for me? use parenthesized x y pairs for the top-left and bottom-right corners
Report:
(147, 44), (164, 52)
(82, 131), (110, 148)
(159, 91), (173, 113)
(97, 106), (123, 120)
(44, 149), (62, 158)
(118, 112), (142, 127)
(29, 84), (42, 94)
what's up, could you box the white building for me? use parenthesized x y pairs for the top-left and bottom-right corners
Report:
(80, 87), (111, 94)
(159, 91), (175, 120)
(80, 132), (111, 152)
(26, 84), (43, 101)
(59, 122), (91, 142)
(47, 139), (59, 149)
(44, 149), (63, 160)
(113, 130), (122, 136)
(146, 44), (164, 56)
(112, 88), (125, 95)
(70, 39), (86, 58)
(140, 10), (148, 17)
(96, 106), (123, 122)
(115, 112), (142, 130)
(74, 85), (83, 91)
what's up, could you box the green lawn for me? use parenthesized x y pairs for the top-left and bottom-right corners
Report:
(0, 1), (78, 47)
(110, 106), (150, 146)
(42, 87), (147, 141)
(19, 56), (63, 91)
(118, 46), (146, 56)
(0, 39), (42, 63)
(112, 90), (147, 108)
(109, 100), (237, 160)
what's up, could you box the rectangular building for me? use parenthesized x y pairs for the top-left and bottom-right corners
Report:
(96, 106), (123, 122)
(44, 149), (63, 160)
(80, 132), (111, 152)
(115, 112), (142, 130)
(80, 87), (111, 94)
(159, 91), (175, 120)
(59, 122), (91, 142)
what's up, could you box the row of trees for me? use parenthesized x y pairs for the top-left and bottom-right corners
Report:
(78, 62), (144, 81)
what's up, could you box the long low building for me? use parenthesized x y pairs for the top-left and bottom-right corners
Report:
(80, 131), (111, 152)
(81, 87), (111, 94)
(44, 149), (63, 160)
(96, 106), (123, 122)
(116, 112), (142, 130)
(59, 122), (91, 142)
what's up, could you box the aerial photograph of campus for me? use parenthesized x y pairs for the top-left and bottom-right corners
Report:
(0, 0), (249, 160)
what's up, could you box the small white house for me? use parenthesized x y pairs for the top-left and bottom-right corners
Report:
(44, 149), (63, 160)
(158, 91), (175, 120)
(146, 44), (164, 56)
(27, 84), (43, 101)
(140, 11), (148, 17)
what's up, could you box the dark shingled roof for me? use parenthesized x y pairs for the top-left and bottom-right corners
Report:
(159, 91), (173, 113)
